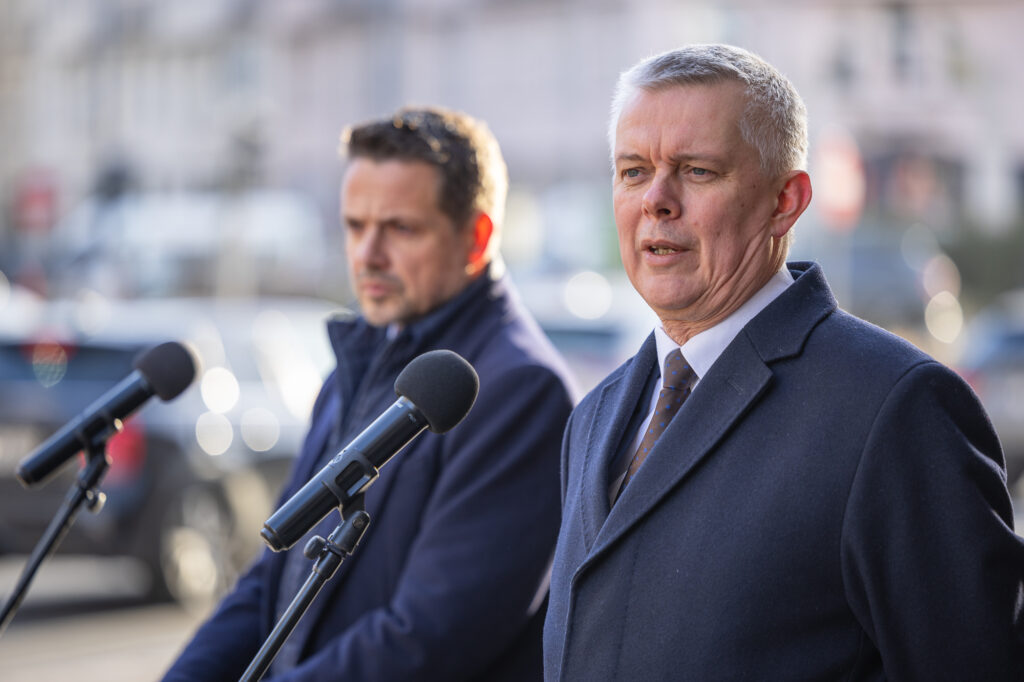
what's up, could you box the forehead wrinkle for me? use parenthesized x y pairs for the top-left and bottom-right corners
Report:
(615, 143), (728, 170)
(617, 123), (727, 169)
(666, 151), (728, 167)
(614, 151), (647, 166)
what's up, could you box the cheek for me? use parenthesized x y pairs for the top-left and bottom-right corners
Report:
(616, 228), (638, 271)
(411, 243), (462, 298)
(614, 192), (637, 216)
(613, 202), (638, 246)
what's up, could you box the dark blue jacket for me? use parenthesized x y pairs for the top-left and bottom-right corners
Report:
(165, 268), (575, 681)
(544, 262), (1024, 680)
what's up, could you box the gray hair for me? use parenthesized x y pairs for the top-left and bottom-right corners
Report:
(608, 44), (808, 179)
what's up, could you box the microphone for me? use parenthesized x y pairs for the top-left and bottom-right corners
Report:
(16, 341), (197, 487)
(260, 349), (479, 552)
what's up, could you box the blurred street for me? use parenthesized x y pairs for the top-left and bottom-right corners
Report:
(0, 556), (207, 681)
(0, 601), (202, 682)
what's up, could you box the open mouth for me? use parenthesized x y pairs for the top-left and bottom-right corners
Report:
(648, 245), (680, 255)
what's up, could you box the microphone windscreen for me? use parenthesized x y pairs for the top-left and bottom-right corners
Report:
(394, 350), (479, 433)
(133, 341), (197, 401)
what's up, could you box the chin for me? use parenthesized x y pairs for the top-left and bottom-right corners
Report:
(361, 305), (399, 328)
(642, 291), (698, 318)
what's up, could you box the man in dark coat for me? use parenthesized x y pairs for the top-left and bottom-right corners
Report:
(543, 44), (1024, 680)
(164, 107), (575, 681)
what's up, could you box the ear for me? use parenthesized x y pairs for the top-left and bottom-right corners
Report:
(465, 212), (494, 276)
(769, 170), (812, 239)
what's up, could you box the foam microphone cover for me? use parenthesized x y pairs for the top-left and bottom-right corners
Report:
(133, 341), (197, 401)
(394, 350), (479, 433)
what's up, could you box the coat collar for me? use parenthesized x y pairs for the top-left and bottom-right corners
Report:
(325, 264), (508, 422)
(576, 262), (836, 568)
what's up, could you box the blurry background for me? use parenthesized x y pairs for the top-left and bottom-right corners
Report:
(1, 0), (1024, 679)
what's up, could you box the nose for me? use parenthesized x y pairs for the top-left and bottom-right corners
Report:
(352, 225), (389, 270)
(641, 173), (681, 220)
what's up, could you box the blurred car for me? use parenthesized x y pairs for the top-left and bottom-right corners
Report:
(959, 290), (1024, 488)
(0, 291), (340, 608)
(789, 227), (933, 335)
(515, 268), (656, 394)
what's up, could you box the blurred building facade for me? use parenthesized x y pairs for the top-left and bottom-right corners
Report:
(0, 0), (1022, 307)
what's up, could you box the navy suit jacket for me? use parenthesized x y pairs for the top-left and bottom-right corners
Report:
(165, 269), (576, 681)
(544, 262), (1024, 680)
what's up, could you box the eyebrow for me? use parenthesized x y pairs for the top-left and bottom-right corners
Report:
(669, 152), (727, 167)
(614, 152), (647, 166)
(613, 151), (728, 168)
(343, 213), (420, 227)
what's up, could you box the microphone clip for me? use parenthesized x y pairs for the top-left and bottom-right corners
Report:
(322, 449), (379, 509)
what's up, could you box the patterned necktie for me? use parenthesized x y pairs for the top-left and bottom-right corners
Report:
(618, 349), (695, 496)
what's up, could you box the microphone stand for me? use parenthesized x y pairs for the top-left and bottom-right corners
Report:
(239, 504), (371, 682)
(0, 435), (111, 638)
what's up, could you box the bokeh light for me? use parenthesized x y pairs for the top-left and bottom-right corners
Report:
(200, 367), (240, 414)
(564, 271), (612, 320)
(921, 254), (962, 299)
(925, 291), (964, 344)
(195, 411), (233, 456)
(240, 407), (280, 452)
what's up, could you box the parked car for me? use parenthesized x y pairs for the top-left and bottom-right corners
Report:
(959, 290), (1024, 488)
(0, 291), (340, 608)
(516, 268), (656, 394)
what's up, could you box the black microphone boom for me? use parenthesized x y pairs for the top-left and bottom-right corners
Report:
(260, 349), (479, 552)
(16, 341), (196, 487)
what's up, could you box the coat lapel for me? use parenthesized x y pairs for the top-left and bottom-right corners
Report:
(587, 336), (772, 564)
(577, 334), (658, 551)
(581, 262), (836, 569)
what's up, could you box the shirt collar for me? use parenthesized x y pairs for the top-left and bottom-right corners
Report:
(653, 265), (794, 382)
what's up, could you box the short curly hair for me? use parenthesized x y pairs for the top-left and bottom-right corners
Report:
(341, 106), (508, 233)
